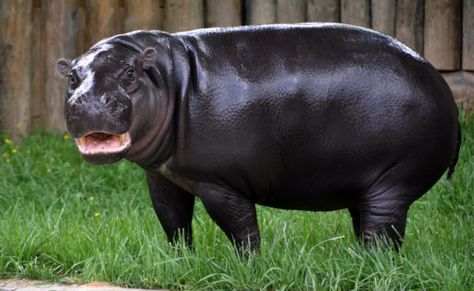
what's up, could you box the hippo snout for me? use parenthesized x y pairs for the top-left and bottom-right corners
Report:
(65, 92), (132, 139)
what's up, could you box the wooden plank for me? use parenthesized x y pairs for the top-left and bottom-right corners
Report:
(306, 0), (340, 23)
(442, 71), (474, 110)
(276, 0), (305, 23)
(340, 0), (370, 28)
(164, 0), (204, 32)
(463, 0), (474, 70)
(85, 0), (124, 47)
(206, 0), (241, 27)
(0, 3), (6, 132)
(424, 0), (461, 70)
(30, 0), (45, 130)
(76, 0), (87, 55)
(246, 0), (276, 25)
(125, 0), (161, 31)
(44, 0), (80, 132)
(395, 0), (424, 54)
(0, 0), (32, 140)
(371, 0), (396, 36)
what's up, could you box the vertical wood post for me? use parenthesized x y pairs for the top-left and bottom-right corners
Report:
(463, 0), (474, 70)
(76, 0), (87, 55)
(31, 0), (46, 130)
(246, 0), (276, 25)
(125, 0), (162, 31)
(395, 0), (424, 54)
(424, 0), (461, 70)
(0, 0), (32, 140)
(276, 0), (305, 23)
(206, 0), (241, 27)
(306, 0), (340, 23)
(44, 0), (80, 132)
(372, 0), (396, 36)
(85, 0), (124, 47)
(340, 0), (370, 28)
(164, 0), (204, 32)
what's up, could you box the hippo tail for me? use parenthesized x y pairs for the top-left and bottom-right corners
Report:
(447, 121), (462, 180)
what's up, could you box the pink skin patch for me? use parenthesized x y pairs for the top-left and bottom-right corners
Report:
(75, 132), (131, 155)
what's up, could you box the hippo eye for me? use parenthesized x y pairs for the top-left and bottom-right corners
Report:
(68, 74), (78, 89)
(125, 68), (136, 82)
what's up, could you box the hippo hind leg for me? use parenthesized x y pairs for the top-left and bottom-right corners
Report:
(353, 145), (450, 249)
(348, 207), (362, 239)
(357, 199), (409, 249)
(197, 183), (260, 254)
(348, 203), (408, 248)
(355, 168), (421, 249)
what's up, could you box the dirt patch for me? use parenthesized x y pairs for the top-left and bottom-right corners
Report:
(0, 279), (165, 291)
(81, 281), (118, 288)
(0, 279), (44, 286)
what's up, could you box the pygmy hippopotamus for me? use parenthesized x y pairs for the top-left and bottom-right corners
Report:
(56, 23), (461, 251)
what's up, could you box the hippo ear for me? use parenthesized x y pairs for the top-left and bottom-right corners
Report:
(56, 59), (72, 77)
(142, 47), (157, 69)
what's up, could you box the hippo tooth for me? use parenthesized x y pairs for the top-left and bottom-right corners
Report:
(119, 134), (125, 145)
(79, 136), (86, 146)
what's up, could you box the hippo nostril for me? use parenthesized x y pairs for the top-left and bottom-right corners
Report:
(100, 94), (114, 106)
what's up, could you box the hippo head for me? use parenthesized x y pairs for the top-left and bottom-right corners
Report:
(56, 34), (176, 165)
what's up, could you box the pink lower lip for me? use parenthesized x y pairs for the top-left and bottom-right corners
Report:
(75, 132), (131, 155)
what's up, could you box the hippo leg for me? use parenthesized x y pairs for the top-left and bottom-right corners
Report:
(355, 155), (430, 249)
(197, 183), (260, 253)
(348, 207), (361, 239)
(357, 180), (411, 249)
(358, 201), (409, 249)
(146, 171), (195, 247)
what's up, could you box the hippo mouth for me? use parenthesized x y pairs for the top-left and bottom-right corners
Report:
(75, 132), (131, 156)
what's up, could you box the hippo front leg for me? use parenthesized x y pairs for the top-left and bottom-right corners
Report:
(197, 183), (260, 253)
(146, 171), (195, 247)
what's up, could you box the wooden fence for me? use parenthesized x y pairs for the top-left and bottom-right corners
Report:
(0, 0), (472, 140)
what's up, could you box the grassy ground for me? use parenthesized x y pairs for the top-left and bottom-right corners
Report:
(0, 114), (473, 290)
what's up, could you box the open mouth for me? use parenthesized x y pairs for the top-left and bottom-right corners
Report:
(75, 132), (131, 155)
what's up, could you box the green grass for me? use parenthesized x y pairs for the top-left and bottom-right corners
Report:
(0, 114), (473, 290)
